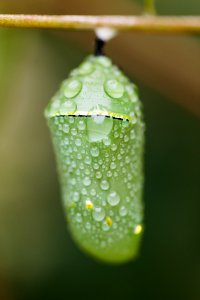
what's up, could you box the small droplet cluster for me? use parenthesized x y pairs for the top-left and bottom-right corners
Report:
(45, 55), (140, 120)
(45, 55), (144, 264)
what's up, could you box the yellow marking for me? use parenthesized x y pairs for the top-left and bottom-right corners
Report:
(85, 200), (94, 210)
(50, 110), (132, 122)
(134, 224), (143, 235)
(106, 216), (113, 226)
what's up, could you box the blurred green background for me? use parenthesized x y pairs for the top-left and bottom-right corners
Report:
(0, 1), (200, 299)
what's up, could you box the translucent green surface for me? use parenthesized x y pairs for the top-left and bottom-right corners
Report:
(45, 55), (145, 263)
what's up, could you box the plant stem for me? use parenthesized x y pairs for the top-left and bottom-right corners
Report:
(0, 15), (200, 33)
(144, 0), (156, 15)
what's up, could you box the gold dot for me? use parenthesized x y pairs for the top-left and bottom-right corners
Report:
(106, 216), (113, 226)
(134, 224), (143, 235)
(85, 200), (93, 210)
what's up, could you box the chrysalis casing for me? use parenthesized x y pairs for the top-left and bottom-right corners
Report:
(45, 55), (144, 264)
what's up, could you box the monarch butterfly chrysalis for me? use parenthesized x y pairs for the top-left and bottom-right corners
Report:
(45, 53), (145, 264)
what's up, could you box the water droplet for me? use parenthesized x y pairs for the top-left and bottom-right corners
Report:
(75, 213), (82, 223)
(75, 139), (82, 147)
(100, 180), (109, 190)
(60, 100), (77, 114)
(83, 177), (91, 186)
(120, 149), (125, 155)
(90, 188), (96, 196)
(107, 170), (112, 177)
(93, 207), (105, 222)
(109, 210), (114, 216)
(85, 168), (90, 175)
(63, 79), (82, 98)
(102, 222), (110, 231)
(78, 120), (86, 131)
(119, 206), (127, 216)
(69, 117), (74, 124)
(85, 222), (91, 230)
(104, 79), (124, 99)
(110, 162), (116, 170)
(85, 156), (91, 164)
(130, 112), (137, 124)
(107, 191), (120, 206)
(93, 163), (99, 170)
(103, 137), (111, 146)
(126, 84), (135, 96)
(111, 144), (117, 151)
(96, 171), (102, 179)
(81, 188), (87, 195)
(114, 132), (119, 138)
(63, 123), (70, 133)
(90, 146), (100, 157)
(79, 61), (94, 75)
(122, 119), (129, 128)
(130, 129), (136, 140)
(96, 56), (112, 68)
(74, 192), (80, 202)
(87, 116), (113, 142)
(128, 173), (133, 181)
(79, 163), (84, 170)
(125, 156), (130, 164)
(124, 135), (129, 143)
(51, 99), (60, 110)
(71, 128), (77, 136)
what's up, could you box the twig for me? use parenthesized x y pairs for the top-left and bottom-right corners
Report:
(0, 15), (200, 33)
(144, 0), (156, 15)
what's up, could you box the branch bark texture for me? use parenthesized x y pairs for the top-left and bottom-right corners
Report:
(0, 15), (200, 33)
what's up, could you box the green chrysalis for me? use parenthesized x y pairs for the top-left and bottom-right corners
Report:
(45, 55), (144, 264)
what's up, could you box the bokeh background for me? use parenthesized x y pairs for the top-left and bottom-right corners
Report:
(0, 0), (200, 299)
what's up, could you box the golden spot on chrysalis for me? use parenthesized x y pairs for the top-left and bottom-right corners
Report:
(134, 224), (143, 235)
(106, 216), (113, 227)
(85, 200), (94, 210)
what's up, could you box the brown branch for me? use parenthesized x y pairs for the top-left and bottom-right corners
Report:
(0, 14), (200, 33)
